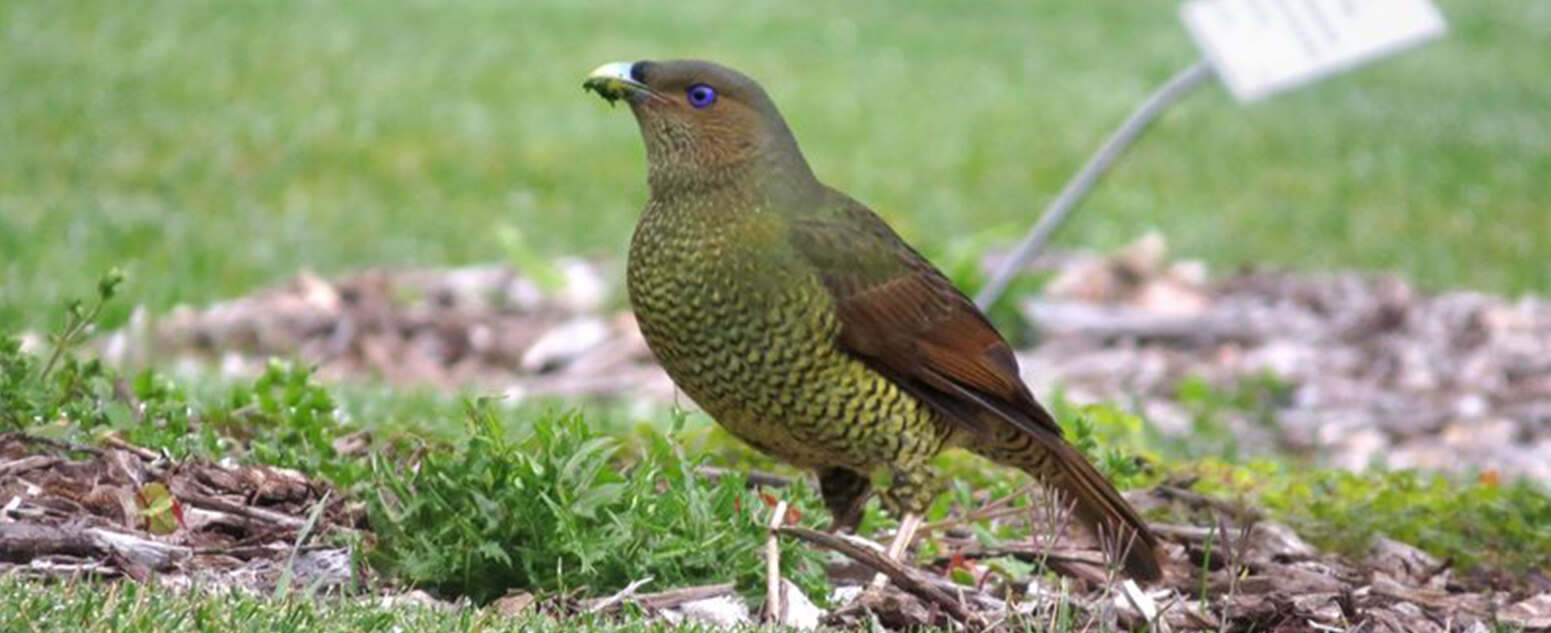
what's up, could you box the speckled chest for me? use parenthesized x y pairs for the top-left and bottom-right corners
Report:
(626, 197), (949, 470)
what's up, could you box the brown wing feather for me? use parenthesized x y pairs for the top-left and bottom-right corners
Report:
(789, 199), (1060, 440)
(791, 196), (1165, 582)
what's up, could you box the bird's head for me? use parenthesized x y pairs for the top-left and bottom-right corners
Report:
(584, 59), (813, 193)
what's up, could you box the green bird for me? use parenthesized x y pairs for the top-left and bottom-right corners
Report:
(585, 59), (1163, 582)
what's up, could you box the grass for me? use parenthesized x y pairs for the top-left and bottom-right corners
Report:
(3, 3), (1547, 625)
(1191, 460), (1551, 575)
(5, 282), (1547, 589)
(1, 275), (1549, 630)
(1, 0), (1548, 332)
(0, 281), (834, 605)
(0, 577), (780, 633)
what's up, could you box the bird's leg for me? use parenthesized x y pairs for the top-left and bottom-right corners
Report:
(867, 467), (937, 590)
(818, 467), (871, 533)
(869, 511), (923, 590)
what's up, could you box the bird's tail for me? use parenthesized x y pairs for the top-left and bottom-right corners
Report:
(970, 430), (1164, 582)
(1045, 440), (1163, 581)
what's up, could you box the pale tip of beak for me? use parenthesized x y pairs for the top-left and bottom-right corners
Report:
(587, 62), (638, 85)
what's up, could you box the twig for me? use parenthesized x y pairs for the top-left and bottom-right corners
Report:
(1032, 486), (1079, 589)
(1213, 513), (1253, 633)
(174, 490), (307, 529)
(936, 543), (1109, 567)
(585, 576), (654, 614)
(1119, 580), (1166, 632)
(101, 434), (158, 461)
(0, 456), (61, 479)
(87, 528), (190, 571)
(776, 525), (983, 628)
(1, 433), (101, 458)
(920, 484), (1039, 534)
(0, 522), (99, 562)
(765, 500), (787, 623)
(12, 559), (120, 580)
(634, 583), (736, 610)
(1148, 523), (1219, 542)
(0, 522), (189, 572)
(921, 505), (1025, 536)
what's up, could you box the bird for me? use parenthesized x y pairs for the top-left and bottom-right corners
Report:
(584, 59), (1163, 582)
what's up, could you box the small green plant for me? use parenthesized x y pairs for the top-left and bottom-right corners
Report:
(0, 272), (365, 484)
(366, 401), (829, 604)
(1188, 460), (1551, 575)
(39, 269), (126, 380)
(1059, 404), (1152, 489)
(1, 269), (125, 433)
(1043, 393), (1155, 490)
(224, 360), (365, 486)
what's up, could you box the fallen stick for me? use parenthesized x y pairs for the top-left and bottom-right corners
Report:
(88, 528), (189, 570)
(14, 559), (120, 580)
(634, 583), (736, 610)
(919, 484), (1038, 535)
(583, 576), (653, 613)
(1146, 523), (1218, 542)
(764, 500), (787, 623)
(776, 525), (982, 628)
(0, 456), (61, 479)
(934, 543), (1110, 567)
(174, 490), (307, 529)
(0, 522), (189, 571)
(1, 433), (102, 458)
(101, 434), (159, 461)
(0, 522), (98, 562)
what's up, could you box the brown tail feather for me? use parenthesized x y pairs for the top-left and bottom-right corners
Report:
(1044, 440), (1163, 582)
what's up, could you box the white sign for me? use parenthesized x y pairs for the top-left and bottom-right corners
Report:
(1181, 0), (1446, 102)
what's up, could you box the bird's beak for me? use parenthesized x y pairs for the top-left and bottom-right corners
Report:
(583, 61), (647, 106)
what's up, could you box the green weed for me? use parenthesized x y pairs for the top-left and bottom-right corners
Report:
(1188, 460), (1551, 575)
(0, 270), (125, 433)
(365, 403), (830, 604)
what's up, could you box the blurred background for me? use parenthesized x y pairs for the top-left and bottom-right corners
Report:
(1, 2), (1550, 618)
(2, 0), (1550, 477)
(1, 0), (1546, 333)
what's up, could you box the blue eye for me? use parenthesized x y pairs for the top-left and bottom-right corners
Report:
(686, 84), (716, 109)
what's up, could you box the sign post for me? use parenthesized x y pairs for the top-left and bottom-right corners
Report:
(975, 0), (1447, 310)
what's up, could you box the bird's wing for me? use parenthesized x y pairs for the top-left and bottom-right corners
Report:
(789, 194), (1164, 582)
(788, 196), (1063, 440)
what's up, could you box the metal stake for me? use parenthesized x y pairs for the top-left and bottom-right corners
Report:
(975, 60), (1215, 310)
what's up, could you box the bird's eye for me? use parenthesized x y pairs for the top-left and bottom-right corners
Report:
(686, 84), (716, 109)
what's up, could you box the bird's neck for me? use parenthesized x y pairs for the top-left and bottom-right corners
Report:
(646, 134), (819, 210)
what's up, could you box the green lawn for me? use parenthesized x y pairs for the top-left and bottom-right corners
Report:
(2, 0), (1547, 332)
(0, 577), (761, 633)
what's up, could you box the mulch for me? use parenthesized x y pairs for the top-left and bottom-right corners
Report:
(2, 430), (1548, 631)
(0, 432), (361, 593)
(6, 233), (1547, 629)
